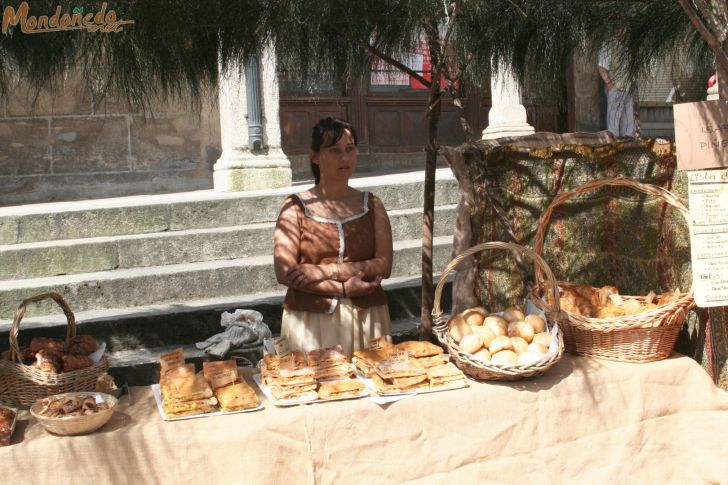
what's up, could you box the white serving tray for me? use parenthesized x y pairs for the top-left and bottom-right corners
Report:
(252, 373), (370, 407)
(152, 384), (264, 421)
(355, 371), (469, 399)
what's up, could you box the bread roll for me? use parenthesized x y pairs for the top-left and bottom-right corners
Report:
(471, 306), (489, 317)
(532, 332), (552, 348)
(35, 349), (62, 373)
(528, 342), (548, 354)
(510, 337), (529, 355)
(67, 335), (98, 356)
(502, 306), (525, 323)
(472, 348), (491, 361)
(516, 322), (535, 343)
(483, 316), (507, 338)
(448, 315), (472, 343)
(517, 351), (543, 366)
(488, 336), (513, 355)
(462, 308), (486, 326)
(62, 354), (93, 372)
(524, 314), (547, 333)
(471, 326), (496, 348)
(491, 350), (518, 365)
(29, 337), (65, 355)
(598, 285), (620, 306)
(459, 334), (483, 354)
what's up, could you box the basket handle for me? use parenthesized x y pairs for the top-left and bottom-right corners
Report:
(532, 176), (692, 292)
(431, 242), (561, 330)
(9, 292), (76, 363)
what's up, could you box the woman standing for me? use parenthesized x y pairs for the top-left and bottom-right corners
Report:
(273, 117), (393, 356)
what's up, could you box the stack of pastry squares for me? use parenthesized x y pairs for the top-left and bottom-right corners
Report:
(261, 353), (317, 402)
(306, 345), (353, 381)
(203, 360), (260, 411)
(425, 362), (468, 390)
(352, 347), (396, 377)
(372, 358), (429, 395)
(317, 379), (368, 400)
(160, 364), (217, 418)
(395, 341), (448, 368)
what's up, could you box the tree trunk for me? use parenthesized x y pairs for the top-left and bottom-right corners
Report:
(717, 49), (728, 100)
(420, 86), (441, 340)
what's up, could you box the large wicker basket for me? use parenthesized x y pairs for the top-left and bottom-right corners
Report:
(0, 293), (110, 408)
(432, 241), (565, 381)
(531, 177), (695, 363)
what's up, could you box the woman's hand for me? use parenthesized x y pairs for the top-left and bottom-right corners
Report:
(343, 271), (382, 297)
(286, 264), (329, 288)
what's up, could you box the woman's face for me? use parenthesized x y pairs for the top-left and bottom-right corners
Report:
(312, 129), (357, 184)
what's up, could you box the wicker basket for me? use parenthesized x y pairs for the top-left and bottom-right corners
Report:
(531, 177), (695, 363)
(0, 293), (110, 408)
(432, 242), (565, 381)
(30, 391), (117, 436)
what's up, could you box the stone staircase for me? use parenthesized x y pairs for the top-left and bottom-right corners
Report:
(0, 168), (458, 385)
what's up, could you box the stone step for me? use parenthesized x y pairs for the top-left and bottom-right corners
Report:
(0, 275), (452, 387)
(0, 204), (457, 279)
(0, 236), (454, 320)
(106, 315), (426, 387)
(0, 169), (459, 245)
(0, 276), (452, 352)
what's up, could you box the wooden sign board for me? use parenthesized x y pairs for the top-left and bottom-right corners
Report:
(674, 100), (728, 171)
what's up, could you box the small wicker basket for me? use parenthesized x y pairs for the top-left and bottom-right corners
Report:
(432, 241), (565, 381)
(0, 293), (110, 408)
(531, 177), (695, 363)
(30, 391), (117, 436)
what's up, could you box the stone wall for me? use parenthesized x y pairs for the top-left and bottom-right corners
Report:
(0, 79), (221, 207)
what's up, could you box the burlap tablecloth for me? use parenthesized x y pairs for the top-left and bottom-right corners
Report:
(3, 355), (728, 484)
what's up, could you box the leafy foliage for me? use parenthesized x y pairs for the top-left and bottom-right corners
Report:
(0, 0), (719, 109)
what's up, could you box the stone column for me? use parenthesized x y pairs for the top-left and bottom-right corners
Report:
(481, 64), (535, 140)
(569, 49), (603, 132)
(213, 46), (292, 192)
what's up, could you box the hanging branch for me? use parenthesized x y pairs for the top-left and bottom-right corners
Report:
(327, 25), (432, 89)
(677, 0), (728, 80)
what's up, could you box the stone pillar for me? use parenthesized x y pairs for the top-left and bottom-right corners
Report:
(213, 46), (292, 192)
(481, 64), (535, 140)
(569, 50), (603, 132)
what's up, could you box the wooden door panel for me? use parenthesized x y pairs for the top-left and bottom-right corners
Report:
(280, 100), (349, 154)
(370, 110), (402, 147)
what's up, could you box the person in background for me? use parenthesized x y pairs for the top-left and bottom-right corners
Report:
(598, 29), (636, 137)
(273, 117), (393, 356)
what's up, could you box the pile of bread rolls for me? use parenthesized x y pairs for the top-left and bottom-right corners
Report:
(546, 283), (682, 322)
(448, 305), (553, 366)
(0, 335), (98, 373)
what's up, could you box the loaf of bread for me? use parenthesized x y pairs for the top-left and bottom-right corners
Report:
(67, 335), (98, 356)
(29, 337), (65, 354)
(35, 349), (63, 373)
(62, 354), (93, 372)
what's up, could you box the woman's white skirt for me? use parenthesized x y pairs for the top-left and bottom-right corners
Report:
(281, 299), (392, 357)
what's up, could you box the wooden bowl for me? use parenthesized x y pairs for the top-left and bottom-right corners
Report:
(30, 392), (117, 436)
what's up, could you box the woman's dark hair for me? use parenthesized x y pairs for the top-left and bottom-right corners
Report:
(310, 117), (358, 184)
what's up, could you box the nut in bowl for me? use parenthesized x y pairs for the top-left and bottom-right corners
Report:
(30, 392), (117, 436)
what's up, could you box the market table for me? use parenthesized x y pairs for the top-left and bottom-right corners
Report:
(3, 354), (728, 484)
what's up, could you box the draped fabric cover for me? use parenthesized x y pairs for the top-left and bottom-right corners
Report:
(442, 131), (728, 389)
